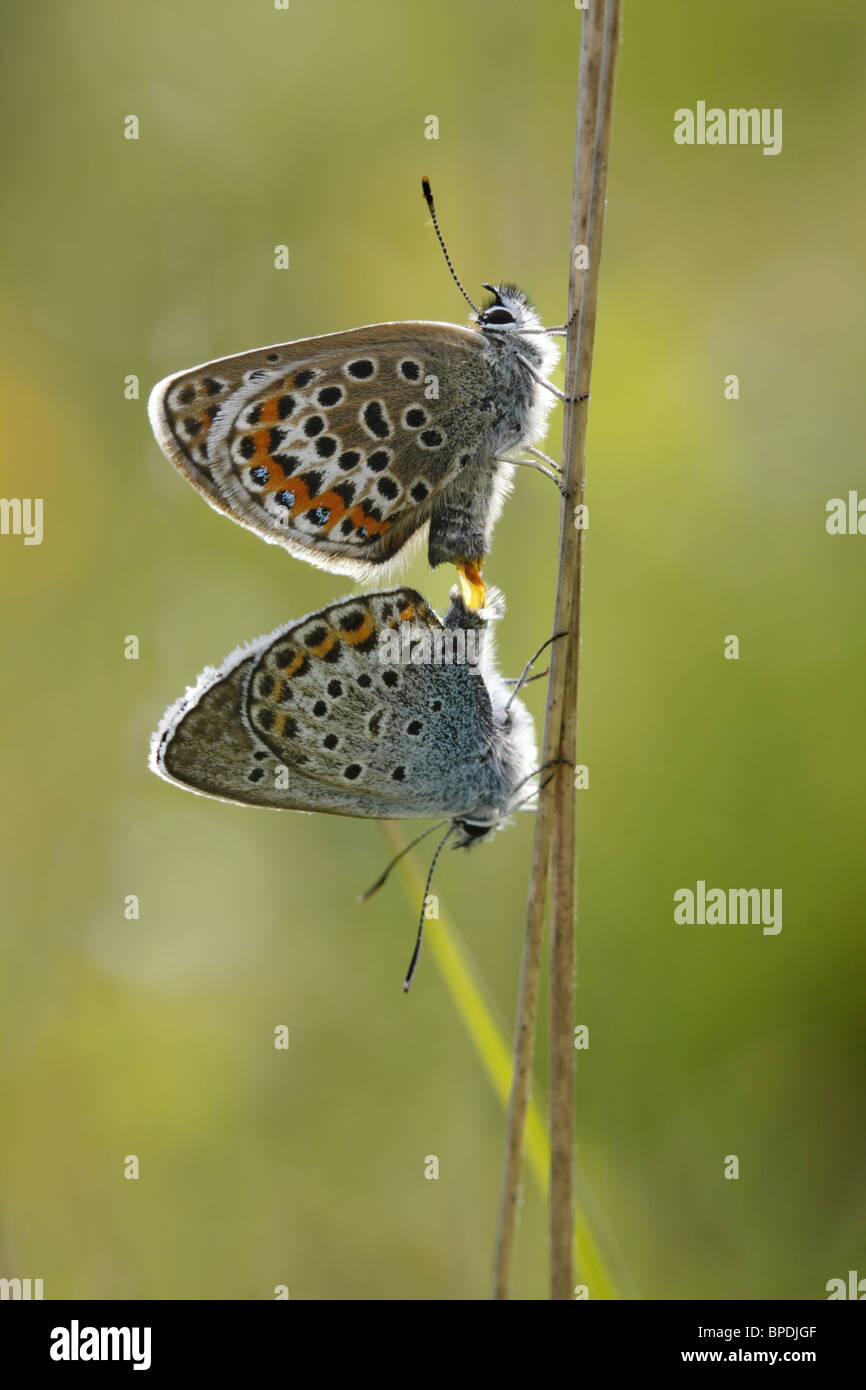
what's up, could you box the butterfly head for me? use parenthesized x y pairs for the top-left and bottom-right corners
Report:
(450, 816), (500, 848)
(477, 283), (541, 335)
(476, 283), (559, 378)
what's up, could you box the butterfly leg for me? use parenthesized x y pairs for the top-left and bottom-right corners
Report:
(455, 558), (486, 611)
(516, 325), (567, 337)
(526, 446), (562, 473)
(516, 352), (590, 406)
(504, 667), (550, 688)
(510, 758), (575, 814)
(504, 631), (568, 713)
(507, 757), (573, 813)
(495, 453), (565, 495)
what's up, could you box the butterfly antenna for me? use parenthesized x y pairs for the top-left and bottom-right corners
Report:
(422, 176), (479, 315)
(359, 820), (449, 903)
(403, 823), (455, 993)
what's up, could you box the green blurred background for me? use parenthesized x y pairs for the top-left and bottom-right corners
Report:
(1, 0), (863, 1300)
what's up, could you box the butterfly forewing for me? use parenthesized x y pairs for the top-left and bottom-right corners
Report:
(149, 324), (495, 574)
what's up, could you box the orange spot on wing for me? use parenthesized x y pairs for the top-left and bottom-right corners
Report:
(340, 612), (376, 645)
(259, 465), (392, 539)
(258, 397), (281, 425)
(264, 474), (311, 508)
(314, 490), (349, 531)
(283, 651), (307, 677)
(246, 459), (285, 489)
(345, 502), (391, 537)
(307, 629), (339, 659)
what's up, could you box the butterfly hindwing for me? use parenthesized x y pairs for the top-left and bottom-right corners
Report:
(148, 324), (496, 576)
(152, 588), (496, 819)
(152, 654), (316, 812)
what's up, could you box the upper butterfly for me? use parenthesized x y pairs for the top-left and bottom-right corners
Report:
(147, 178), (563, 610)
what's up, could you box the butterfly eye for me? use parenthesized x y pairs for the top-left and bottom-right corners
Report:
(481, 307), (515, 326)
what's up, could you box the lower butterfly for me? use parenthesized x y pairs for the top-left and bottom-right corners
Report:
(150, 585), (542, 987)
(147, 180), (567, 610)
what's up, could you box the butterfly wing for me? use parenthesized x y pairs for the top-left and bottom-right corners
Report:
(151, 588), (497, 818)
(148, 323), (497, 577)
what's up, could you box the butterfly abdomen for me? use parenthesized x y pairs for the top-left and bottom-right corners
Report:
(427, 452), (508, 569)
(425, 339), (548, 570)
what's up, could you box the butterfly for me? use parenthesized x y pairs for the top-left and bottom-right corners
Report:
(150, 584), (543, 986)
(147, 179), (565, 610)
